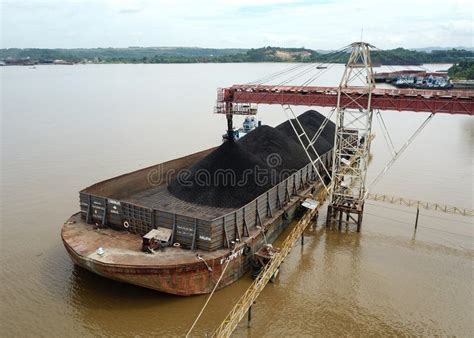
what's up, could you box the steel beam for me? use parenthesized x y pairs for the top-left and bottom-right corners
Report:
(327, 42), (375, 231)
(216, 86), (474, 116)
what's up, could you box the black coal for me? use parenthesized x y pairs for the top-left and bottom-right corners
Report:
(168, 110), (335, 208)
(276, 110), (335, 155)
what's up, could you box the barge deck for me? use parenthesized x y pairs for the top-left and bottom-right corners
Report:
(125, 184), (234, 220)
(62, 180), (315, 294)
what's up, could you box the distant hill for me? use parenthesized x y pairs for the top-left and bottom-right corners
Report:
(231, 47), (474, 65)
(411, 47), (474, 53)
(0, 47), (247, 63)
(1, 46), (473, 65)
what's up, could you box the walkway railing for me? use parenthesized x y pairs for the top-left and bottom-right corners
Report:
(366, 193), (473, 217)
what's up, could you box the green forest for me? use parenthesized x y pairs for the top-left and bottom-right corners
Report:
(1, 46), (473, 65)
(448, 60), (474, 79)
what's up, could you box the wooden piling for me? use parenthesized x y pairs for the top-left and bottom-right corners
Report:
(338, 211), (343, 231)
(326, 206), (332, 227)
(247, 306), (252, 327)
(356, 213), (362, 232)
(414, 207), (420, 230)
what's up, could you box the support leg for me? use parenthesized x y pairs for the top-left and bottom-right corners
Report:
(326, 206), (332, 228)
(226, 113), (234, 141)
(312, 213), (319, 230)
(338, 210), (343, 231)
(414, 207), (420, 230)
(247, 306), (252, 328)
(357, 211), (362, 232)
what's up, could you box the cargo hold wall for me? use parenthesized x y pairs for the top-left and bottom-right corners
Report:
(79, 150), (332, 251)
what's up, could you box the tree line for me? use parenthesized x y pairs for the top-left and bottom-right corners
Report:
(448, 60), (474, 80)
(1, 46), (472, 65)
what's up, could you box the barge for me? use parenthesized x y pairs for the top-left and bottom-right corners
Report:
(374, 70), (453, 89)
(62, 114), (333, 295)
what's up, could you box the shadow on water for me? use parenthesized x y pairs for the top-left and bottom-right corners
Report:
(69, 265), (171, 305)
(39, 241), (202, 336)
(40, 242), (176, 306)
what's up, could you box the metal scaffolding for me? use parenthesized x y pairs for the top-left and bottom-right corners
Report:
(327, 42), (376, 231)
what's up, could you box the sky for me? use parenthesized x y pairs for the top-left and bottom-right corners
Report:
(0, 0), (473, 49)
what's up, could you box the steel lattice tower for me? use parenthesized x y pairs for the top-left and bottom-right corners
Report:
(327, 42), (375, 231)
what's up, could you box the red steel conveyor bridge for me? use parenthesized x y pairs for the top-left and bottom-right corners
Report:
(214, 42), (474, 232)
(210, 71), (474, 338)
(197, 42), (474, 338)
(215, 85), (474, 116)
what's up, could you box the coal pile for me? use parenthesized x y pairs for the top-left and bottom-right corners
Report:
(276, 110), (335, 155)
(168, 141), (273, 208)
(168, 110), (335, 208)
(238, 125), (309, 173)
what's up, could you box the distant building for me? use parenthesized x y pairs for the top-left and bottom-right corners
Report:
(39, 59), (54, 64)
(4, 57), (38, 66)
(53, 59), (74, 65)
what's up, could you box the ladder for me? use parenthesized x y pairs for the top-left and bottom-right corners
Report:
(212, 189), (327, 337)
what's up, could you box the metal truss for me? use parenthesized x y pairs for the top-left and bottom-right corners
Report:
(327, 42), (376, 231)
(365, 112), (433, 196)
(282, 104), (332, 191)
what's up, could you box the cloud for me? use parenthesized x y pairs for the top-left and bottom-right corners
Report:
(237, 0), (330, 15)
(103, 0), (144, 13)
(1, 0), (472, 49)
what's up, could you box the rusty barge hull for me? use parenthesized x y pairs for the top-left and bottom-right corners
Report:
(62, 200), (298, 295)
(62, 147), (332, 295)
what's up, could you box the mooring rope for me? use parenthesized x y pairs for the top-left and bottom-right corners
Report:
(185, 257), (232, 337)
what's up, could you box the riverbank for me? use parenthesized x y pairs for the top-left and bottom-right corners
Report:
(1, 46), (473, 66)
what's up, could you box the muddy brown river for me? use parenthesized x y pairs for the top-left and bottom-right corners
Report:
(1, 63), (472, 336)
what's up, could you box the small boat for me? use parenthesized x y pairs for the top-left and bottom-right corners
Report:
(316, 66), (328, 69)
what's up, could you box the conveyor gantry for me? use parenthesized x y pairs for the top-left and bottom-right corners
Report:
(215, 85), (474, 116)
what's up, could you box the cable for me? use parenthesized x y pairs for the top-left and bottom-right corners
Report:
(365, 113), (434, 196)
(285, 48), (351, 87)
(246, 63), (311, 85)
(366, 202), (473, 225)
(365, 211), (413, 224)
(186, 257), (232, 337)
(300, 47), (355, 87)
(419, 213), (473, 224)
(228, 45), (351, 121)
(417, 225), (473, 238)
(365, 212), (474, 239)
(373, 46), (434, 73)
(299, 62), (337, 87)
(244, 45), (352, 87)
(375, 110), (396, 156)
(279, 46), (351, 87)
